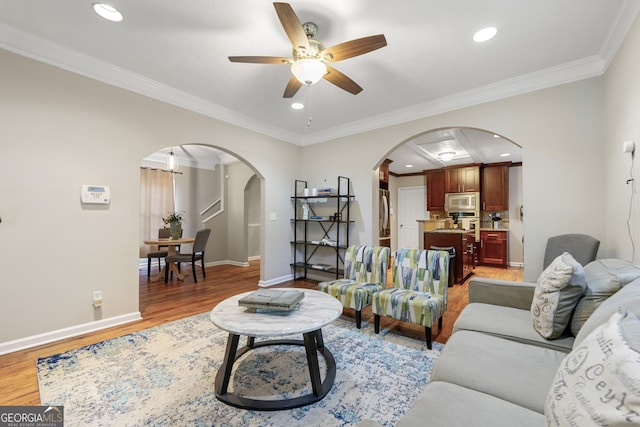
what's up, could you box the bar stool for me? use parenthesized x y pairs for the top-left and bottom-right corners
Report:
(430, 246), (456, 287)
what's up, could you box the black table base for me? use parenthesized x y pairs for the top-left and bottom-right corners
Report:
(214, 328), (336, 411)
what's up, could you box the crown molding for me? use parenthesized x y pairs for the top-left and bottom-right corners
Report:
(598, 0), (640, 69)
(0, 23), (302, 145)
(299, 55), (606, 145)
(3, 0), (639, 148)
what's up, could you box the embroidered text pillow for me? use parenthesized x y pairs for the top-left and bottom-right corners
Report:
(545, 308), (640, 426)
(531, 252), (586, 339)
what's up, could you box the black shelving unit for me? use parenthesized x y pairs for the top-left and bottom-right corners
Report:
(291, 176), (354, 279)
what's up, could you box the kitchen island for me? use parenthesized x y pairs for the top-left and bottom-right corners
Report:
(419, 226), (476, 285)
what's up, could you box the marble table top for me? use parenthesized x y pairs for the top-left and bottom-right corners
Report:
(210, 289), (343, 337)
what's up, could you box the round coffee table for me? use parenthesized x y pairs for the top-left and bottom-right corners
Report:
(210, 288), (343, 410)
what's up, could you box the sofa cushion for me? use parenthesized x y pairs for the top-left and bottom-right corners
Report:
(431, 330), (567, 413)
(575, 278), (640, 346)
(531, 252), (586, 339)
(546, 309), (640, 426)
(570, 258), (640, 336)
(454, 303), (574, 352)
(397, 381), (544, 427)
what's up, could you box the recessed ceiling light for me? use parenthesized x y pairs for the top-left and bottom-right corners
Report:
(500, 153), (511, 157)
(405, 164), (414, 168)
(93, 3), (123, 22)
(473, 27), (497, 43)
(291, 102), (304, 110)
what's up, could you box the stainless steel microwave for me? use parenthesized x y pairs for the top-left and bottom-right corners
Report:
(445, 192), (480, 216)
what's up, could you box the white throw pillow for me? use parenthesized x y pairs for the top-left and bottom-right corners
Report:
(545, 308), (640, 426)
(531, 252), (587, 339)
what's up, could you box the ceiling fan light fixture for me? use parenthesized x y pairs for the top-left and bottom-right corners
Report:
(291, 59), (327, 86)
(291, 102), (305, 110)
(438, 151), (456, 161)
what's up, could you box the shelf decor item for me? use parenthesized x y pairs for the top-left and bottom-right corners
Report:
(163, 210), (185, 239)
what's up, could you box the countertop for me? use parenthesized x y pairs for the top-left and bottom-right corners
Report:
(425, 229), (475, 234)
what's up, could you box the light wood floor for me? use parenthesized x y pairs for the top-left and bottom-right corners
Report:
(0, 261), (522, 406)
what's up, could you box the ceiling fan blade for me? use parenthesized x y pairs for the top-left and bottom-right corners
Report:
(283, 75), (302, 98)
(228, 56), (293, 65)
(322, 34), (387, 62)
(323, 66), (363, 95)
(273, 2), (310, 51)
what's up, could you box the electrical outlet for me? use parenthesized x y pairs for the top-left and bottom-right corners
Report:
(93, 291), (103, 307)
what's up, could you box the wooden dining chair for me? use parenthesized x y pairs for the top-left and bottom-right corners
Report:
(164, 228), (211, 283)
(146, 228), (171, 277)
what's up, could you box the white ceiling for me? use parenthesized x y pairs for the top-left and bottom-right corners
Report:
(1, 1), (638, 173)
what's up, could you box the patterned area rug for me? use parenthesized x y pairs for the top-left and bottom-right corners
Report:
(37, 313), (442, 426)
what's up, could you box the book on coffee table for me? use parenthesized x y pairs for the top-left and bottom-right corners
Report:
(238, 289), (304, 311)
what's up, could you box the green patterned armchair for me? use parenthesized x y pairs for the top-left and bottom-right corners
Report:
(372, 248), (449, 349)
(317, 245), (391, 328)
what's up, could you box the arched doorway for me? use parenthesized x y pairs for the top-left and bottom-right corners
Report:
(139, 144), (263, 287)
(378, 127), (523, 267)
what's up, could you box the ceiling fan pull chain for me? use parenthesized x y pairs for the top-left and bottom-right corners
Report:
(307, 85), (313, 127)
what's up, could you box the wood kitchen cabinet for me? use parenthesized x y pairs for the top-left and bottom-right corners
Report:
(379, 159), (392, 187)
(479, 230), (508, 268)
(445, 165), (480, 193)
(425, 169), (445, 211)
(481, 164), (509, 211)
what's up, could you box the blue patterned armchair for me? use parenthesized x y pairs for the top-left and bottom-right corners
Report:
(372, 248), (449, 349)
(317, 245), (391, 328)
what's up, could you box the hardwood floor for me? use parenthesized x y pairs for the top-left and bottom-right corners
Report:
(0, 261), (522, 406)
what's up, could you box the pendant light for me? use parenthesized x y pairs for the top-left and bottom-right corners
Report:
(167, 148), (178, 171)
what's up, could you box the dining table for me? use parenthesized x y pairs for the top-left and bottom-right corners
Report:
(143, 237), (195, 282)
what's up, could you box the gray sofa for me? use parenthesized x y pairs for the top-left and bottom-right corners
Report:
(359, 258), (640, 427)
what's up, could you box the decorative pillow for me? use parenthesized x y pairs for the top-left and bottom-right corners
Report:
(531, 252), (587, 339)
(571, 259), (640, 336)
(575, 278), (640, 346)
(545, 308), (640, 426)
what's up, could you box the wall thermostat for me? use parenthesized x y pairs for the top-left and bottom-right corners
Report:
(81, 185), (111, 204)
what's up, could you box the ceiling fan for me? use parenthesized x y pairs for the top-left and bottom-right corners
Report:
(229, 2), (387, 98)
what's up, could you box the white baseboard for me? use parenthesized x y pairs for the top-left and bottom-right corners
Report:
(140, 259), (257, 268)
(0, 312), (142, 355)
(509, 262), (524, 268)
(205, 260), (249, 267)
(259, 274), (294, 287)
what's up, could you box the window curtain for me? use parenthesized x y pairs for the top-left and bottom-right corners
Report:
(140, 168), (174, 257)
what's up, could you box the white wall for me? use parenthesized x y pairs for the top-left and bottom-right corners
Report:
(508, 165), (524, 266)
(604, 13), (640, 263)
(226, 161), (255, 264)
(246, 176), (261, 259)
(302, 77), (606, 282)
(0, 49), (300, 349)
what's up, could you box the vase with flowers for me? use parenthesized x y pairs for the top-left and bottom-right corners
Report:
(163, 211), (185, 239)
